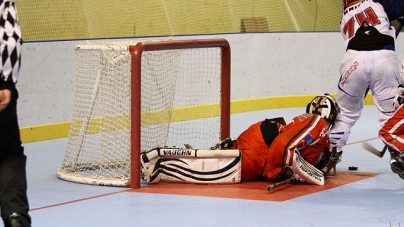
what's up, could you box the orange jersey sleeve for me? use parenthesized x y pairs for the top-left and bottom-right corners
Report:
(264, 114), (330, 179)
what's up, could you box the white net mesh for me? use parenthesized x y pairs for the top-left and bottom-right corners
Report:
(57, 39), (227, 187)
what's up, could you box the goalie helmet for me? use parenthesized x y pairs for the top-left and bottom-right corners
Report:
(306, 94), (339, 124)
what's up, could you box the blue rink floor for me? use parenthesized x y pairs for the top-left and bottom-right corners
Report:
(23, 105), (404, 227)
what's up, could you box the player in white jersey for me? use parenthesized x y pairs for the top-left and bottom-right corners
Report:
(329, 0), (404, 172)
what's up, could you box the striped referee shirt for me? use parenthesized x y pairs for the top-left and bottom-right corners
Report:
(0, 0), (21, 84)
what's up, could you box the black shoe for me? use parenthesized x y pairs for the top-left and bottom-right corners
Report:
(391, 161), (400, 174)
(8, 212), (30, 227)
(391, 151), (404, 180)
(389, 150), (399, 174)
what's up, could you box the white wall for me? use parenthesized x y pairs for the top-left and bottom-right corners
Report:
(17, 32), (404, 127)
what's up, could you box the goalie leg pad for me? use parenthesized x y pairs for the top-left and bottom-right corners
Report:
(141, 153), (161, 184)
(158, 156), (241, 184)
(291, 149), (324, 185)
(141, 148), (242, 184)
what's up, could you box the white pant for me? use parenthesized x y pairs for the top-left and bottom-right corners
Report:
(330, 50), (400, 149)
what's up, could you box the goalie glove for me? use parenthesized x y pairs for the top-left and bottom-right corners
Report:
(396, 85), (404, 107)
(278, 167), (307, 184)
(278, 166), (294, 180)
(400, 60), (404, 85)
(268, 166), (301, 183)
(209, 138), (236, 150)
(316, 146), (343, 174)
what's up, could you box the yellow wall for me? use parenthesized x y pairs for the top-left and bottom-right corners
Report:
(15, 0), (342, 41)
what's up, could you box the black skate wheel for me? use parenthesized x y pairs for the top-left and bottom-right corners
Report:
(348, 166), (358, 171)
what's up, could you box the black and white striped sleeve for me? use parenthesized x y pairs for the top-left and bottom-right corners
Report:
(0, 0), (21, 85)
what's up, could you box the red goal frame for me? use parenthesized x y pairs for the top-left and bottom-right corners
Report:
(129, 38), (231, 188)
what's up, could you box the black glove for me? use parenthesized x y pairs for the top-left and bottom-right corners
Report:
(278, 166), (294, 180)
(277, 167), (307, 184)
(316, 147), (343, 174)
(397, 84), (404, 106)
(210, 138), (236, 150)
(398, 17), (404, 25)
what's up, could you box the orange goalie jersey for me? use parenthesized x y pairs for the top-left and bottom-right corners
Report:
(233, 113), (330, 179)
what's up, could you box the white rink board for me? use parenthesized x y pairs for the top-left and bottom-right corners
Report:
(18, 32), (404, 127)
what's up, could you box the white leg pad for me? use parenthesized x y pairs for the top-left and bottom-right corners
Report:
(141, 148), (242, 184)
(159, 156), (241, 184)
(141, 156), (161, 183)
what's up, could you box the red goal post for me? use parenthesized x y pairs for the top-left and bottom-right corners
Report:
(130, 39), (231, 188)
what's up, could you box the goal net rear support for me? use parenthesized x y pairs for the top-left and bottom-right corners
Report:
(56, 38), (231, 188)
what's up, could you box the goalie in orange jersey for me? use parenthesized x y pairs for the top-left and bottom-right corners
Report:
(141, 94), (340, 185)
(229, 94), (340, 183)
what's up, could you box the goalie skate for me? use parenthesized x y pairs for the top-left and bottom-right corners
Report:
(389, 149), (399, 174)
(389, 149), (404, 180)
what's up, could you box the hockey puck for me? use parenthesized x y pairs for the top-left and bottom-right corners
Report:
(348, 166), (358, 171)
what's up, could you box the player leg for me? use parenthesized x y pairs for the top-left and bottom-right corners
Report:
(328, 88), (360, 172)
(157, 156), (241, 184)
(140, 147), (203, 183)
(388, 149), (404, 180)
(0, 150), (31, 227)
(330, 52), (368, 150)
(0, 88), (31, 227)
(389, 149), (399, 174)
(330, 90), (363, 147)
(371, 62), (399, 127)
(371, 52), (400, 152)
(141, 147), (242, 184)
(379, 102), (404, 176)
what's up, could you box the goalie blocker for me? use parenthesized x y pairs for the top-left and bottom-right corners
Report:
(141, 147), (324, 185)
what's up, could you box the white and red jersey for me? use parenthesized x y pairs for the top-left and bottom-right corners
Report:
(329, 0), (404, 150)
(340, 0), (404, 48)
(341, 0), (395, 48)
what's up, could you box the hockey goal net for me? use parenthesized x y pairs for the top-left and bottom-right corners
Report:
(56, 38), (231, 188)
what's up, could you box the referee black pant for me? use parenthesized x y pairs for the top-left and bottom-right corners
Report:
(0, 86), (31, 226)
